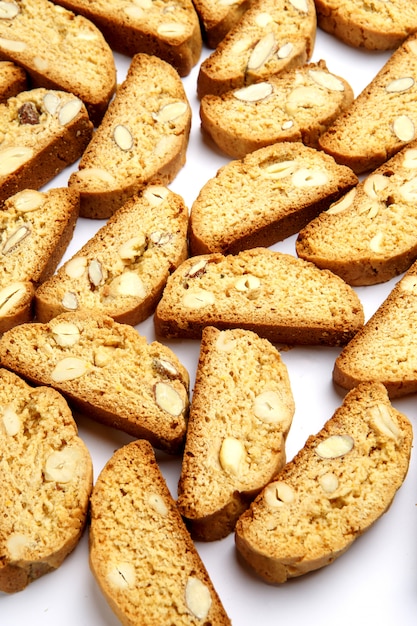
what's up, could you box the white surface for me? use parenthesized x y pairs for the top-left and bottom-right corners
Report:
(2, 26), (417, 626)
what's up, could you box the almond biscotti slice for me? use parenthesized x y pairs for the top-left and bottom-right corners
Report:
(0, 0), (116, 125)
(333, 263), (417, 398)
(154, 248), (364, 345)
(177, 326), (295, 541)
(0, 87), (93, 206)
(189, 142), (357, 255)
(197, 0), (316, 98)
(68, 53), (191, 219)
(0, 312), (190, 453)
(0, 367), (93, 593)
(90, 439), (231, 625)
(319, 33), (417, 174)
(35, 185), (188, 326)
(200, 61), (354, 159)
(235, 382), (413, 583)
(192, 0), (253, 48)
(52, 0), (202, 77)
(296, 142), (417, 285)
(0, 60), (26, 103)
(315, 0), (417, 51)
(0, 187), (79, 334)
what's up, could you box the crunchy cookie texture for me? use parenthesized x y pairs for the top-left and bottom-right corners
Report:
(197, 0), (316, 98)
(52, 0), (202, 76)
(0, 0), (116, 124)
(189, 142), (357, 255)
(297, 141), (417, 285)
(0, 60), (26, 103)
(154, 248), (364, 345)
(0, 312), (190, 453)
(0, 187), (79, 333)
(315, 0), (417, 51)
(35, 185), (188, 326)
(235, 382), (412, 583)
(0, 368), (93, 593)
(177, 326), (295, 541)
(90, 440), (231, 625)
(68, 53), (191, 219)
(200, 60), (354, 158)
(319, 33), (417, 174)
(333, 262), (417, 397)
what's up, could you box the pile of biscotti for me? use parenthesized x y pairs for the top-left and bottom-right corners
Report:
(1, 0), (416, 623)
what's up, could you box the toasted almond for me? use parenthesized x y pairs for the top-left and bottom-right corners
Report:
(315, 434), (354, 459)
(233, 82), (273, 102)
(0, 36), (26, 52)
(327, 188), (356, 214)
(157, 22), (186, 37)
(385, 77), (415, 93)
(10, 189), (44, 212)
(43, 92), (61, 116)
(277, 42), (294, 59)
(309, 69), (345, 91)
(393, 115), (415, 142)
(185, 577), (212, 621)
(289, 0), (308, 11)
(0, 146), (33, 177)
(58, 99), (83, 126)
(152, 101), (188, 123)
(2, 224), (31, 255)
(247, 32), (276, 71)
(113, 124), (134, 151)
(50, 357), (90, 382)
(0, 2), (19, 18)
(0, 282), (27, 315)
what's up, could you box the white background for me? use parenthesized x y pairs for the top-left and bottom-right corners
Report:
(2, 22), (417, 626)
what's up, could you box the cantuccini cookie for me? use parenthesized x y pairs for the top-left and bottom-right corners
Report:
(90, 439), (231, 625)
(235, 382), (412, 583)
(52, 0), (202, 77)
(197, 0), (316, 98)
(296, 141), (417, 285)
(0, 368), (93, 593)
(154, 248), (364, 345)
(0, 312), (190, 453)
(68, 53), (191, 219)
(319, 33), (417, 174)
(200, 61), (354, 158)
(177, 326), (295, 541)
(333, 261), (417, 398)
(0, 187), (79, 334)
(315, 0), (417, 51)
(35, 185), (188, 326)
(189, 142), (357, 255)
(0, 0), (116, 125)
(0, 87), (93, 206)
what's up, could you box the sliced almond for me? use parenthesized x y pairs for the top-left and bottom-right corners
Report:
(182, 288), (214, 308)
(277, 42), (294, 59)
(369, 404), (401, 440)
(2, 404), (20, 437)
(403, 148), (417, 168)
(11, 189), (44, 213)
(33, 56), (48, 72)
(6, 534), (30, 559)
(58, 99), (83, 126)
(65, 256), (88, 279)
(143, 185), (169, 206)
(44, 447), (81, 482)
(0, 2), (19, 18)
(186, 259), (207, 278)
(0, 36), (26, 52)
(107, 563), (136, 590)
(153, 134), (177, 156)
(385, 77), (414, 93)
(152, 101), (188, 123)
(247, 32), (276, 71)
(219, 436), (246, 475)
(393, 115), (415, 142)
(254, 12), (273, 27)
(124, 5), (143, 18)
(288, 0), (308, 11)
(51, 357), (90, 382)
(118, 235), (146, 261)
(113, 124), (134, 151)
(319, 472), (339, 494)
(88, 259), (104, 287)
(234, 274), (261, 291)
(233, 81), (273, 102)
(369, 231), (385, 253)
(0, 282), (27, 315)
(43, 92), (61, 116)
(0, 146), (33, 177)
(363, 173), (389, 199)
(51, 321), (81, 347)
(253, 390), (288, 424)
(309, 69), (345, 92)
(154, 381), (184, 416)
(2, 224), (31, 255)
(157, 22), (186, 37)
(108, 272), (146, 298)
(215, 331), (237, 353)
(153, 357), (179, 379)
(292, 168), (329, 187)
(286, 86), (324, 115)
(264, 481), (295, 508)
(327, 188), (356, 214)
(149, 230), (171, 245)
(61, 291), (78, 310)
(400, 274), (417, 293)
(147, 492), (168, 516)
(75, 167), (117, 186)
(260, 159), (297, 179)
(399, 176), (417, 202)
(315, 434), (354, 459)
(185, 577), (212, 621)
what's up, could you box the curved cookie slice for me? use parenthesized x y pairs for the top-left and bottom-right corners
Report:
(319, 34), (417, 174)
(0, 187), (79, 334)
(296, 142), (417, 285)
(197, 0), (316, 98)
(0, 312), (190, 453)
(315, 0), (417, 51)
(0, 367), (93, 593)
(235, 382), (412, 583)
(189, 142), (357, 255)
(52, 0), (202, 77)
(68, 53), (191, 219)
(0, 87), (93, 205)
(0, 0), (116, 125)
(333, 263), (417, 398)
(35, 185), (188, 326)
(200, 61), (354, 158)
(90, 439), (231, 625)
(192, 0), (253, 48)
(177, 326), (295, 541)
(154, 248), (364, 345)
